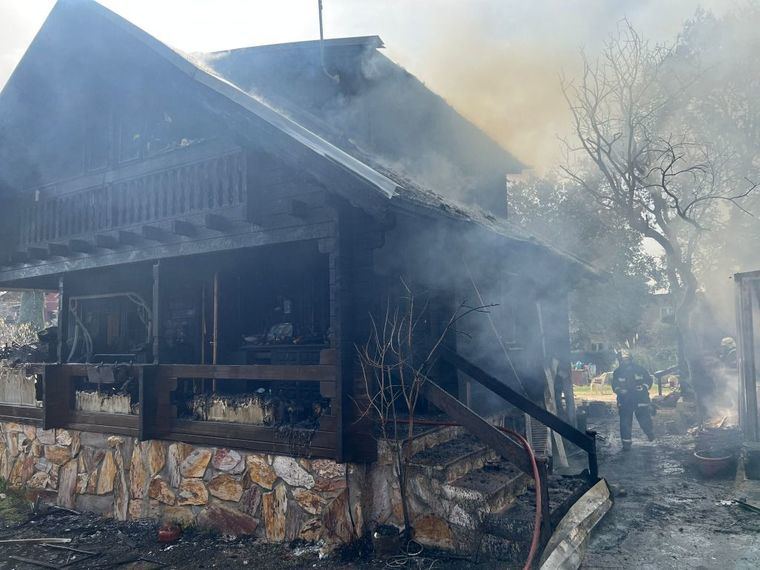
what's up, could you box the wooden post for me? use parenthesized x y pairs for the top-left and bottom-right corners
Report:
(537, 457), (552, 544)
(57, 277), (67, 364)
(736, 275), (758, 441)
(42, 364), (71, 430)
(152, 261), (160, 364)
(212, 271), (220, 392)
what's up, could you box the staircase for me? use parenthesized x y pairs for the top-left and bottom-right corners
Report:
(402, 424), (590, 563)
(387, 349), (601, 563)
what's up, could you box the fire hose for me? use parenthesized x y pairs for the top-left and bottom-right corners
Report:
(407, 419), (543, 570)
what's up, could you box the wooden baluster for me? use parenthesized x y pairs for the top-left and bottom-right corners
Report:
(175, 169), (181, 215)
(85, 192), (91, 234)
(70, 195), (76, 236)
(112, 184), (120, 228)
(179, 168), (186, 213)
(237, 152), (246, 205)
(168, 171), (176, 216)
(40, 200), (46, 242)
(134, 181), (140, 224)
(124, 184), (131, 225)
(193, 164), (201, 211)
(221, 156), (230, 206)
(22, 203), (29, 246)
(150, 175), (156, 219)
(76, 193), (82, 235)
(216, 158), (223, 207)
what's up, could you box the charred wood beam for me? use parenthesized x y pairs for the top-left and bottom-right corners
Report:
(95, 234), (119, 250)
(69, 239), (93, 253)
(287, 199), (310, 219)
(11, 251), (29, 264)
(172, 220), (196, 237)
(0, 222), (334, 282)
(118, 231), (140, 245)
(142, 225), (168, 242)
(160, 363), (336, 382)
(204, 213), (230, 232)
(27, 247), (49, 260)
(48, 243), (69, 257)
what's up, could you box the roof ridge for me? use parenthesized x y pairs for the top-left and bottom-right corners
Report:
(205, 35), (384, 56)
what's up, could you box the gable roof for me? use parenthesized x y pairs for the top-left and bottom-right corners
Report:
(0, 0), (596, 275)
(200, 36), (523, 183)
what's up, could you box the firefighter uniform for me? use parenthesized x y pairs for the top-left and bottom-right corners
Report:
(612, 357), (655, 450)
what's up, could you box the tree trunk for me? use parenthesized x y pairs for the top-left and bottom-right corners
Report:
(671, 262), (712, 421)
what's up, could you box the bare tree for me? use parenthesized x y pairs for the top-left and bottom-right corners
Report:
(561, 20), (756, 409)
(356, 282), (489, 537)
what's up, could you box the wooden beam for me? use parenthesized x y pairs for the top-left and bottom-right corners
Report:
(48, 243), (70, 257)
(142, 225), (168, 242)
(118, 231), (140, 245)
(95, 234), (119, 249)
(152, 261), (160, 363)
(0, 222), (334, 283)
(172, 220), (196, 237)
(42, 364), (72, 430)
(27, 247), (49, 260)
(11, 251), (29, 263)
(69, 239), (92, 253)
(204, 213), (230, 231)
(0, 404), (43, 425)
(287, 199), (310, 219)
(160, 363), (336, 382)
(57, 277), (67, 363)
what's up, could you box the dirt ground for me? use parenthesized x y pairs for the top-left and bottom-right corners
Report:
(583, 404), (760, 570)
(0, 498), (498, 570)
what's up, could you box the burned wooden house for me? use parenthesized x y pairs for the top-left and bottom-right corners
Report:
(0, 0), (603, 559)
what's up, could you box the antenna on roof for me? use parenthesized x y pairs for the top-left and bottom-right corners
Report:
(317, 0), (340, 83)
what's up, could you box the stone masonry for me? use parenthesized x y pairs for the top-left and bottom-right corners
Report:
(0, 421), (364, 547)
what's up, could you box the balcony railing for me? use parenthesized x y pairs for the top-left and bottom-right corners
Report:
(15, 144), (247, 251)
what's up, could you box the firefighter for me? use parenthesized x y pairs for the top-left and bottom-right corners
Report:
(612, 349), (655, 450)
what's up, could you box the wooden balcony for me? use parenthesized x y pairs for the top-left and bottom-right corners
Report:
(5, 140), (248, 260)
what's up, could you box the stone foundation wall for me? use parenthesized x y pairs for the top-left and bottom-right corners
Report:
(0, 421), (364, 548)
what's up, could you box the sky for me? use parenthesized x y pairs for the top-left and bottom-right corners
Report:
(0, 0), (732, 173)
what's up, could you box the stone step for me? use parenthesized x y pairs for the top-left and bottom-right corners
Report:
(477, 532), (531, 564)
(403, 423), (464, 457)
(443, 460), (529, 514)
(482, 497), (536, 542)
(408, 434), (497, 483)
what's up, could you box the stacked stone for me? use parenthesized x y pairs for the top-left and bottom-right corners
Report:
(0, 421), (361, 547)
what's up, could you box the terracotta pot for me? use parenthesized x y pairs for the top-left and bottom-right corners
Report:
(157, 524), (181, 543)
(694, 450), (734, 477)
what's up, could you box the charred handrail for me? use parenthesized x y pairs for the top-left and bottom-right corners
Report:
(441, 348), (598, 480)
(422, 379), (533, 476)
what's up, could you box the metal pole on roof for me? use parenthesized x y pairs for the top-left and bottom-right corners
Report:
(317, 0), (339, 83)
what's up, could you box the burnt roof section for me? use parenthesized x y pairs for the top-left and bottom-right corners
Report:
(201, 36), (523, 210)
(0, 0), (594, 275)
